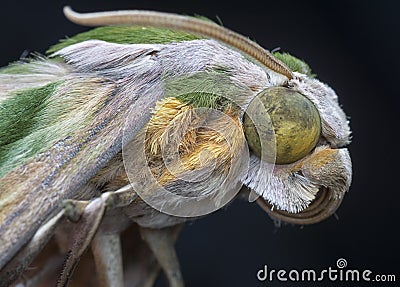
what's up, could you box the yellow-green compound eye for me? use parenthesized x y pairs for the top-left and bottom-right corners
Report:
(244, 87), (321, 164)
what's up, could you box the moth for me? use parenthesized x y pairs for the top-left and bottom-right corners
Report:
(0, 7), (352, 287)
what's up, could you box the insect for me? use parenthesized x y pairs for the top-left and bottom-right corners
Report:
(0, 6), (352, 287)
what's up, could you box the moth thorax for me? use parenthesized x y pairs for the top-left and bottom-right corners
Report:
(243, 87), (321, 164)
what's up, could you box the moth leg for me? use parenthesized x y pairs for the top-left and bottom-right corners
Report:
(88, 185), (140, 287)
(57, 185), (137, 287)
(0, 210), (65, 287)
(91, 234), (123, 287)
(88, 187), (137, 287)
(56, 197), (106, 287)
(140, 225), (184, 287)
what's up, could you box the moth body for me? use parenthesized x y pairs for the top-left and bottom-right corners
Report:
(0, 8), (352, 286)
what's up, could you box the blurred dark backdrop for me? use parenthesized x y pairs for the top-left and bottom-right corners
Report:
(1, 1), (399, 286)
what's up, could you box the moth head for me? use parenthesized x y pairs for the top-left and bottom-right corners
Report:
(63, 7), (352, 224)
(242, 68), (352, 224)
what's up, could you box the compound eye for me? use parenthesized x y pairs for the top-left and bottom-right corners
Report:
(244, 87), (321, 164)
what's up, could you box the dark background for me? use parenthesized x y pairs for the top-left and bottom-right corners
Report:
(1, 0), (399, 286)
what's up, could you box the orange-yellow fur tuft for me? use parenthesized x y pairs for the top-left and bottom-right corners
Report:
(144, 97), (244, 185)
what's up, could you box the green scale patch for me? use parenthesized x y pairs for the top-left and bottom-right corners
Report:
(48, 26), (202, 53)
(0, 82), (61, 177)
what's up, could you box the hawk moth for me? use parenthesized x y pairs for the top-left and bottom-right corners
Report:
(0, 7), (352, 286)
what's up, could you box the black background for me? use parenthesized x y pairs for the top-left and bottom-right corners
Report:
(1, 1), (399, 286)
